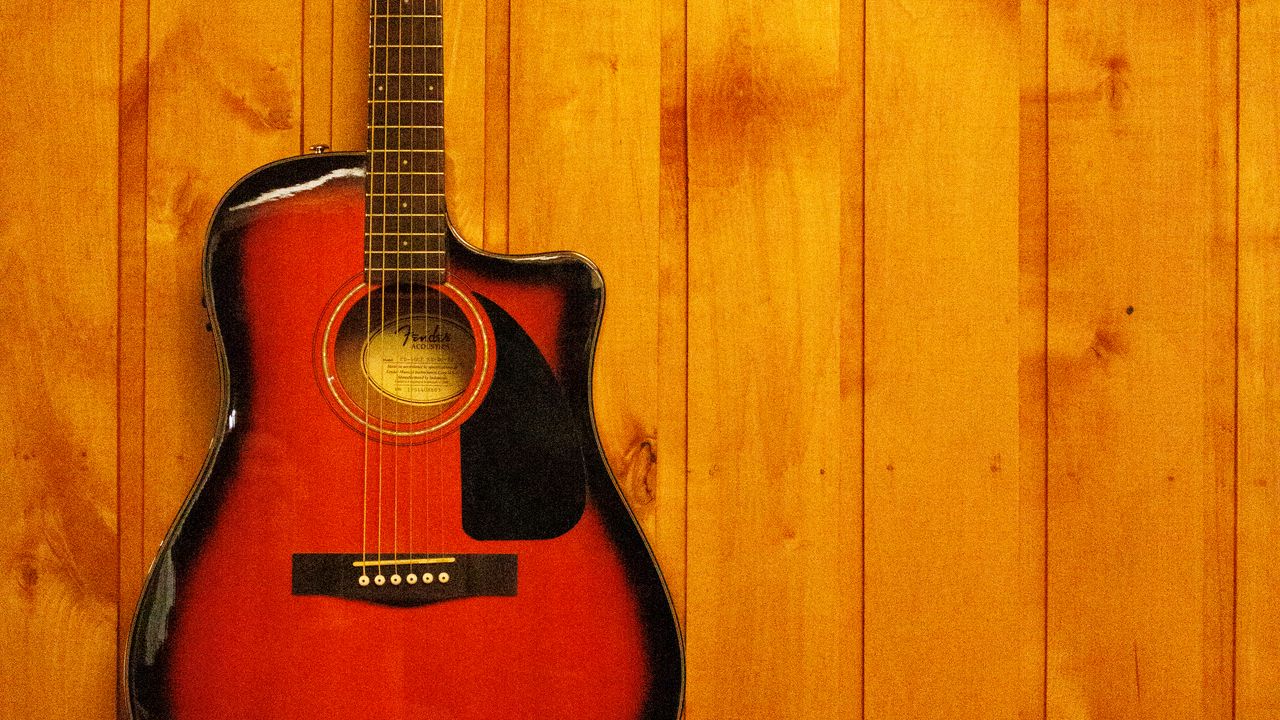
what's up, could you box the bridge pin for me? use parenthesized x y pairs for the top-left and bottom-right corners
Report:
(438, 572), (450, 584)
(423, 573), (434, 583)
(358, 575), (371, 587)
(390, 574), (402, 585)
(374, 574), (386, 586)
(406, 573), (418, 584)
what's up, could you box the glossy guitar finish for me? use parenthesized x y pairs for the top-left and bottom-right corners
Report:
(127, 152), (684, 719)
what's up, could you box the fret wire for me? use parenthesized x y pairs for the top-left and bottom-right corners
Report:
(366, 0), (447, 276)
(365, 196), (445, 201)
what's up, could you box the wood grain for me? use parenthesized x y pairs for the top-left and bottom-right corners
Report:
(863, 2), (1022, 718)
(0, 2), (121, 718)
(332, 0), (367, 151)
(301, 0), (333, 151)
(482, 0), (509, 253)
(443, 0), (487, 242)
(1020, 1), (1049, 718)
(657, 0), (689, 618)
(685, 0), (856, 715)
(7, 1), (1280, 718)
(1237, 1), (1279, 716)
(116, 0), (150, 715)
(1045, 1), (1236, 716)
(836, 0), (863, 712)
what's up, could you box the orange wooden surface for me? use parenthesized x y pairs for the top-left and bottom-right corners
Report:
(1045, 3), (1237, 716)
(0, 2), (121, 718)
(864, 2), (1021, 716)
(2, 1), (1280, 719)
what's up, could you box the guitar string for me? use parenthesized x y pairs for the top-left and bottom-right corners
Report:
(360, 1), (375, 586)
(376, 0), (389, 586)
(426, 0), (436, 597)
(427, 0), (436, 560)
(391, 0), (405, 584)
(405, 0), (416, 583)
(435, 0), (445, 560)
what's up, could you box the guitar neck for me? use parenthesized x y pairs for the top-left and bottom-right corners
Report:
(365, 0), (446, 284)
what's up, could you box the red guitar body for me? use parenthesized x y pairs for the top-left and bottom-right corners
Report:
(127, 153), (684, 719)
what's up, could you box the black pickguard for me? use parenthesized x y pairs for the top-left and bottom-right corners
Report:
(460, 295), (587, 540)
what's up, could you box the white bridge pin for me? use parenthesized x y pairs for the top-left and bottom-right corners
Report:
(438, 572), (450, 584)
(390, 574), (402, 585)
(423, 573), (434, 583)
(406, 573), (418, 584)
(374, 574), (386, 586)
(358, 575), (371, 587)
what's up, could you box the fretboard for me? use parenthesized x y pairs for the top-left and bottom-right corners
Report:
(365, 0), (445, 285)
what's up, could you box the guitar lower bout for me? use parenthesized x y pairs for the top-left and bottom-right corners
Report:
(126, 151), (685, 720)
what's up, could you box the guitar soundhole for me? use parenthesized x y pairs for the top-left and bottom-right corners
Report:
(318, 280), (494, 440)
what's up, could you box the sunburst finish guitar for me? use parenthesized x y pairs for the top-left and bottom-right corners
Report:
(126, 1), (684, 717)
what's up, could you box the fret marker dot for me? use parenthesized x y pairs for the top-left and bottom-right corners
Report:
(378, 85), (384, 91)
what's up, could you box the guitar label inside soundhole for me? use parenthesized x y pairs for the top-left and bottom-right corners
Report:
(362, 314), (474, 405)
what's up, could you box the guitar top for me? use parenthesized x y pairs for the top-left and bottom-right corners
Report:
(126, 1), (684, 718)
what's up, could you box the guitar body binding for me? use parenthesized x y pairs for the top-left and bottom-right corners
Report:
(126, 152), (685, 720)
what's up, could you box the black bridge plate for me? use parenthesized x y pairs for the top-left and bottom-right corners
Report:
(291, 553), (517, 607)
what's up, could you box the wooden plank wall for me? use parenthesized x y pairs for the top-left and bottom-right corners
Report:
(2, 1), (1279, 719)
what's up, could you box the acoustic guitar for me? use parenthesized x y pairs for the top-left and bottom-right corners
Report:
(126, 1), (685, 717)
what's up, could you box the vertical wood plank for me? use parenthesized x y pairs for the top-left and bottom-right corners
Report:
(1237, 1), (1279, 716)
(507, 0), (684, 608)
(0, 1), (121, 718)
(837, 0), (864, 712)
(301, 0), (334, 150)
(1020, 0), (1049, 718)
(142, 0), (303, 555)
(482, 0), (509, 252)
(1045, 2), (1236, 717)
(117, 0), (149, 714)
(862, 2), (1021, 718)
(443, 0), (487, 241)
(686, 0), (856, 715)
(657, 0), (688, 616)
(331, 0), (366, 150)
